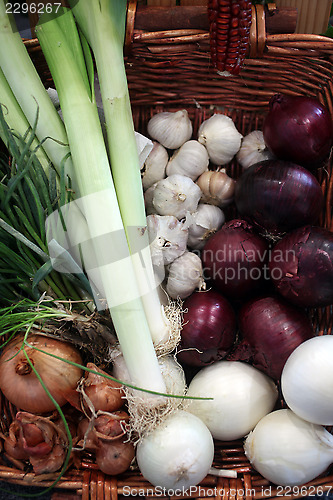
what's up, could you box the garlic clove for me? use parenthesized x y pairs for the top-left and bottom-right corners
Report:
(198, 114), (242, 165)
(152, 174), (202, 220)
(142, 141), (169, 191)
(147, 110), (193, 150)
(196, 170), (235, 207)
(237, 130), (275, 170)
(147, 214), (188, 267)
(185, 203), (225, 250)
(166, 140), (209, 181)
(166, 251), (206, 300)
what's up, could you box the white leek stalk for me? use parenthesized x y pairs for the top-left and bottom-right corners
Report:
(36, 7), (166, 399)
(68, 0), (175, 348)
(0, 2), (73, 184)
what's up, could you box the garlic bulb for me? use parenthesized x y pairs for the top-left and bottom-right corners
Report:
(198, 114), (242, 165)
(147, 110), (193, 150)
(237, 130), (275, 169)
(166, 140), (209, 180)
(185, 204), (225, 250)
(166, 251), (205, 299)
(142, 142), (169, 190)
(196, 170), (235, 207)
(152, 174), (202, 220)
(147, 214), (188, 267)
(244, 409), (333, 486)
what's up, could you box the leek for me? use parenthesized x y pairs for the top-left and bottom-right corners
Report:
(0, 1), (73, 185)
(36, 7), (167, 397)
(0, 67), (51, 173)
(68, 0), (178, 349)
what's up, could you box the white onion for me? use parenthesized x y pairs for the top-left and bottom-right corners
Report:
(136, 410), (214, 489)
(244, 409), (333, 486)
(185, 361), (278, 440)
(281, 335), (333, 425)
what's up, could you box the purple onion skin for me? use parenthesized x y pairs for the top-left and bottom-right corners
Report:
(234, 160), (324, 236)
(177, 290), (236, 367)
(263, 93), (333, 170)
(201, 219), (269, 300)
(229, 295), (314, 380)
(269, 225), (333, 308)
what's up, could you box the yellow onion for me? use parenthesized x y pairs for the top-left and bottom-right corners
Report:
(0, 333), (83, 414)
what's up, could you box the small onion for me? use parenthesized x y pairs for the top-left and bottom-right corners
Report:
(186, 361), (278, 441)
(281, 336), (333, 426)
(263, 93), (333, 170)
(230, 295), (314, 379)
(234, 160), (324, 235)
(201, 219), (269, 299)
(244, 409), (333, 486)
(269, 225), (333, 307)
(0, 334), (83, 414)
(177, 289), (236, 367)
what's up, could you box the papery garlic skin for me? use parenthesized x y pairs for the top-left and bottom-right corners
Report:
(166, 251), (205, 299)
(142, 142), (169, 190)
(196, 170), (235, 207)
(244, 409), (333, 486)
(136, 410), (214, 490)
(198, 114), (242, 165)
(144, 183), (158, 215)
(166, 140), (209, 181)
(147, 214), (188, 268)
(152, 174), (202, 220)
(147, 110), (193, 150)
(186, 204), (225, 250)
(237, 130), (275, 169)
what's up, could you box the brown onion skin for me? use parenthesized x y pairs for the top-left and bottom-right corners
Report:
(177, 290), (236, 367)
(0, 334), (83, 414)
(234, 160), (324, 235)
(269, 225), (333, 308)
(263, 93), (333, 170)
(230, 295), (314, 380)
(201, 219), (269, 299)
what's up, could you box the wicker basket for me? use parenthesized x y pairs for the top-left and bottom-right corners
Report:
(1, 1), (333, 498)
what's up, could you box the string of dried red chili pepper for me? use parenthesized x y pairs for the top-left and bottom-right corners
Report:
(208, 0), (252, 75)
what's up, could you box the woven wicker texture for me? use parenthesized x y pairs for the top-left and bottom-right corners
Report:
(1, 1), (333, 499)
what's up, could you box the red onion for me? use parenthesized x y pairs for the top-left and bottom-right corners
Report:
(234, 160), (324, 235)
(263, 93), (333, 170)
(229, 295), (314, 380)
(177, 289), (236, 367)
(269, 225), (333, 308)
(201, 219), (269, 299)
